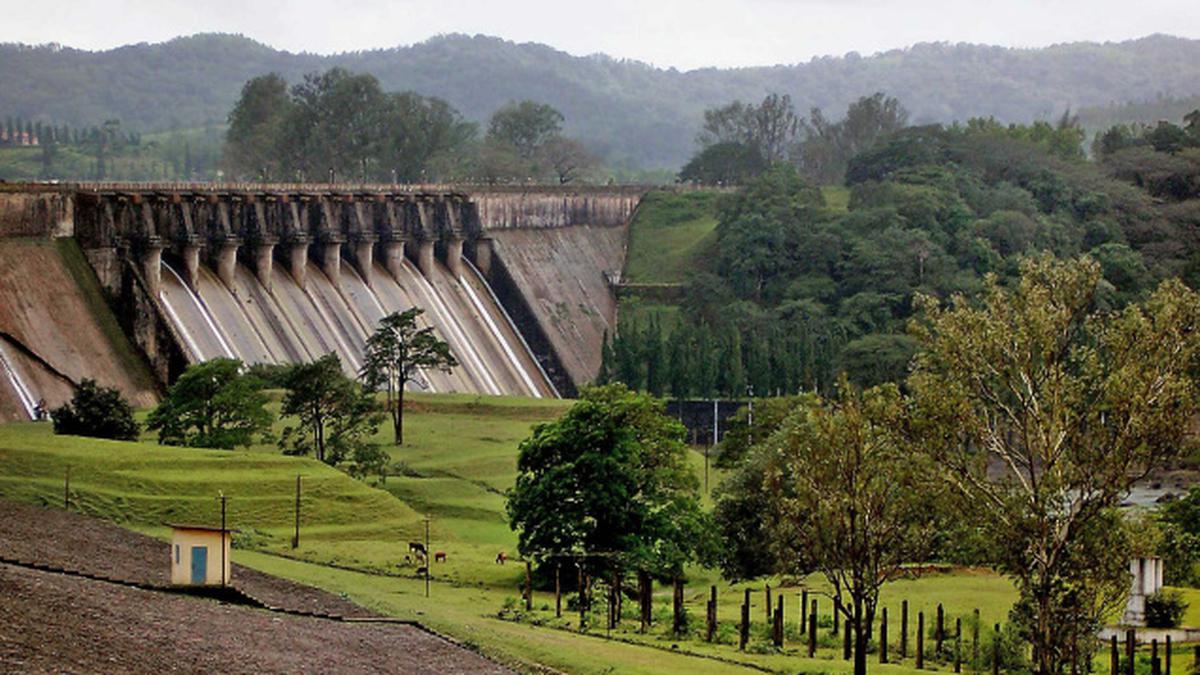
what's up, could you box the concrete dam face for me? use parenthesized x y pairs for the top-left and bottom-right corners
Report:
(0, 184), (640, 420)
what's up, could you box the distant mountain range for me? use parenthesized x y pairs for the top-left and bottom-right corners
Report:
(2, 33), (1199, 168)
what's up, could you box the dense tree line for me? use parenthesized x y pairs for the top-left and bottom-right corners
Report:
(224, 68), (596, 183)
(3, 33), (1200, 169)
(703, 257), (1200, 674)
(611, 110), (1200, 396)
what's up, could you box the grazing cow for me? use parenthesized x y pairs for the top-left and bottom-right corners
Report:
(495, 551), (507, 565)
(434, 551), (447, 563)
(416, 566), (428, 576)
(409, 542), (426, 555)
(403, 555), (412, 565)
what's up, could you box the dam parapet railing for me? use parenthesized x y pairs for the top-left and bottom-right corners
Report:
(0, 181), (653, 237)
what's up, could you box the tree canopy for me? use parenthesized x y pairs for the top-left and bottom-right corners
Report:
(279, 354), (384, 476)
(51, 379), (140, 442)
(907, 255), (1200, 673)
(146, 358), (273, 449)
(506, 384), (711, 578)
(360, 308), (457, 445)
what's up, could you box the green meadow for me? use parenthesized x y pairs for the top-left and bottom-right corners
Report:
(0, 392), (1165, 673)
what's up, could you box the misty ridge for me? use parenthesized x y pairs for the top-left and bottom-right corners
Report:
(1, 32), (1199, 168)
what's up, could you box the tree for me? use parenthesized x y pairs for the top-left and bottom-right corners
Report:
(51, 379), (140, 441)
(536, 135), (596, 184)
(224, 73), (291, 179)
(506, 384), (711, 582)
(697, 94), (801, 165)
(1157, 488), (1200, 586)
(279, 354), (382, 468)
(223, 68), (475, 183)
(360, 308), (457, 445)
(678, 141), (766, 185)
(794, 93), (909, 183)
(907, 255), (1200, 674)
(487, 100), (563, 160)
(763, 382), (936, 675)
(146, 358), (273, 449)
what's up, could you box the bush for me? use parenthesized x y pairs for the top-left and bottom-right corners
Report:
(51, 379), (139, 441)
(1145, 590), (1188, 628)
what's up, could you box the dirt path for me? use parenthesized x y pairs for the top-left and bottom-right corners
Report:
(0, 501), (510, 673)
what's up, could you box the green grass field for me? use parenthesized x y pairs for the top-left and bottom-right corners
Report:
(623, 190), (721, 285)
(3, 391), (1164, 673)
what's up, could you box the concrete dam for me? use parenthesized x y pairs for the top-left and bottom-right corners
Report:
(0, 184), (641, 421)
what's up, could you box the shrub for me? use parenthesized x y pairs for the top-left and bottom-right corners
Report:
(1145, 590), (1188, 628)
(51, 379), (139, 441)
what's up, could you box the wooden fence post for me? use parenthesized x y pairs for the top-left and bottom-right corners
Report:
(808, 600), (817, 657)
(639, 571), (651, 633)
(555, 564), (562, 618)
(765, 583), (772, 622)
(672, 577), (684, 636)
(524, 561), (533, 611)
(954, 617), (962, 673)
(1152, 639), (1161, 675)
(1109, 635), (1118, 675)
(706, 585), (717, 642)
(740, 589), (750, 651)
(917, 611), (925, 669)
(992, 623), (1001, 675)
(1166, 635), (1172, 675)
(577, 563), (585, 628)
(880, 607), (889, 664)
(1127, 630), (1136, 675)
(773, 603), (784, 648)
(800, 589), (808, 634)
(936, 603), (945, 655)
(901, 600), (909, 659)
(973, 608), (980, 671)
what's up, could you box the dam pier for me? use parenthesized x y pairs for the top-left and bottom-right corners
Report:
(0, 183), (642, 420)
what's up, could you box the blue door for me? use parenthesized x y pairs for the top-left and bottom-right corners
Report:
(191, 545), (208, 584)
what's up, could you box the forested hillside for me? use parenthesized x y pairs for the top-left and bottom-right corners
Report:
(2, 33), (1200, 168)
(606, 112), (1200, 395)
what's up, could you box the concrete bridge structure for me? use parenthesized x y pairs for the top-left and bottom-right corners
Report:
(0, 183), (643, 420)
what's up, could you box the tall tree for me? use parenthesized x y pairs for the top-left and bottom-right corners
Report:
(907, 255), (1200, 674)
(537, 135), (597, 184)
(146, 358), (274, 449)
(280, 354), (382, 467)
(487, 100), (564, 160)
(766, 381), (936, 675)
(51, 379), (140, 442)
(224, 74), (293, 179)
(360, 308), (458, 445)
(507, 384), (711, 580)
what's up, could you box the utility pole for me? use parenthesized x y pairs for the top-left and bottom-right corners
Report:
(218, 492), (226, 586)
(747, 385), (754, 446)
(292, 475), (301, 549)
(424, 516), (431, 598)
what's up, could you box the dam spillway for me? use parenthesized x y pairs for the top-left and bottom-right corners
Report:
(83, 187), (557, 398)
(0, 183), (642, 418)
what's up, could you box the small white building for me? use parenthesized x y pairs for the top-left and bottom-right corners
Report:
(1122, 556), (1164, 625)
(169, 524), (231, 587)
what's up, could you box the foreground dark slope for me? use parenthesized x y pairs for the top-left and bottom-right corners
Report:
(0, 501), (509, 674)
(3, 33), (1200, 167)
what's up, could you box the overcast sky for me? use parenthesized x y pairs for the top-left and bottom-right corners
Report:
(5, 0), (1198, 70)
